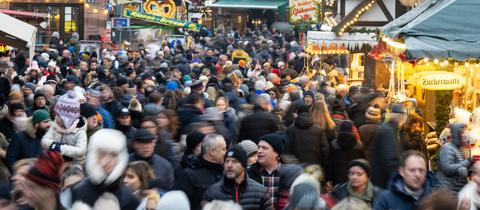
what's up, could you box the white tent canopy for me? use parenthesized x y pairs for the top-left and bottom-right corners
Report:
(0, 12), (37, 59)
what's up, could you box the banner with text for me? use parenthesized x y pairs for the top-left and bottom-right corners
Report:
(289, 0), (318, 23)
(123, 8), (203, 32)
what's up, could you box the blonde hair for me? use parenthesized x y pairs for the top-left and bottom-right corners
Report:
(331, 197), (370, 210)
(146, 191), (160, 202)
(312, 99), (336, 130)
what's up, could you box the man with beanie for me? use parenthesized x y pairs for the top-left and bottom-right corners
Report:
(87, 88), (114, 128)
(115, 107), (137, 152)
(26, 92), (49, 116)
(248, 133), (302, 210)
(5, 109), (51, 170)
(370, 104), (406, 188)
(62, 129), (139, 210)
(175, 134), (226, 210)
(129, 129), (175, 190)
(17, 151), (64, 210)
(81, 102), (102, 138)
(203, 145), (273, 210)
(331, 159), (382, 207)
(358, 104), (382, 159)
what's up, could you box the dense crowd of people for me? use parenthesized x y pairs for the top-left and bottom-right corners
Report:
(0, 26), (478, 210)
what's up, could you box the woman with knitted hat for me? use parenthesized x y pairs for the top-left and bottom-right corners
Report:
(41, 91), (87, 162)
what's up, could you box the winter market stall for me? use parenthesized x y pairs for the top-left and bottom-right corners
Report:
(380, 0), (480, 156)
(0, 12), (37, 61)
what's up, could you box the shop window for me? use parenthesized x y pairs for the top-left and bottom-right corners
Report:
(64, 6), (80, 42)
(32, 5), (61, 44)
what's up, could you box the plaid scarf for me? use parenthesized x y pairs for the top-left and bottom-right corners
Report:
(261, 168), (280, 205)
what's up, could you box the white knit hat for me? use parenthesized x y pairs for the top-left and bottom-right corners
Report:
(255, 80), (266, 91)
(54, 91), (80, 128)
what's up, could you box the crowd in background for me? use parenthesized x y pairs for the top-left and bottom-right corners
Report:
(0, 25), (478, 210)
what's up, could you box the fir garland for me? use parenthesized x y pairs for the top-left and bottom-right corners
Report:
(435, 90), (453, 136)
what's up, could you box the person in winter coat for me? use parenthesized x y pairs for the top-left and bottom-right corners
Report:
(436, 123), (472, 192)
(370, 104), (406, 188)
(129, 129), (175, 191)
(49, 31), (62, 52)
(177, 93), (205, 130)
(286, 106), (329, 170)
(41, 92), (87, 162)
(458, 163), (480, 210)
(5, 110), (51, 170)
(331, 159), (382, 207)
(358, 105), (381, 160)
(248, 133), (302, 210)
(62, 129), (140, 210)
(80, 103), (102, 139)
(115, 107), (137, 152)
(400, 113), (428, 156)
(175, 134), (226, 210)
(203, 145), (273, 210)
(330, 120), (366, 185)
(17, 151), (65, 210)
(26, 93), (49, 116)
(0, 103), (26, 142)
(239, 95), (280, 143)
(373, 150), (440, 210)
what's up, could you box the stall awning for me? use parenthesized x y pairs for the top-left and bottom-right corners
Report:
(307, 31), (377, 50)
(382, 0), (480, 60)
(0, 12), (37, 59)
(206, 0), (288, 9)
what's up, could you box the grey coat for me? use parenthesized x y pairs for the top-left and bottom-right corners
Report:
(436, 123), (471, 192)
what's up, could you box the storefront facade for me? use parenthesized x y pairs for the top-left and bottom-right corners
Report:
(0, 0), (107, 47)
(205, 0), (288, 34)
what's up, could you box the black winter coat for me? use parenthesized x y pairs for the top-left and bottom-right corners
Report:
(177, 104), (203, 129)
(370, 121), (401, 188)
(358, 120), (380, 160)
(399, 128), (427, 157)
(203, 175), (273, 210)
(67, 179), (139, 210)
(129, 154), (175, 190)
(330, 131), (365, 185)
(5, 130), (44, 170)
(239, 108), (280, 143)
(286, 113), (329, 170)
(175, 156), (224, 210)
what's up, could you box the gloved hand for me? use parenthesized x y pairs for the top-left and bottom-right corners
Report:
(49, 142), (62, 152)
(458, 167), (468, 177)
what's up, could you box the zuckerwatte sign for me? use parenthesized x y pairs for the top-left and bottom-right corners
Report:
(413, 71), (465, 90)
(289, 0), (318, 23)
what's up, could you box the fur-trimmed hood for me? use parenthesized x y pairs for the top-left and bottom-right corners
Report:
(86, 129), (129, 186)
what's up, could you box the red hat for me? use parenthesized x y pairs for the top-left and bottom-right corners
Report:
(25, 151), (64, 191)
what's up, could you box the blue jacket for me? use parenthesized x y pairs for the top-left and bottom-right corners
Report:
(96, 107), (114, 129)
(373, 172), (440, 210)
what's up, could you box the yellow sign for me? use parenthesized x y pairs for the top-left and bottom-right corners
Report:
(144, 0), (176, 18)
(414, 71), (465, 90)
(65, 21), (77, 32)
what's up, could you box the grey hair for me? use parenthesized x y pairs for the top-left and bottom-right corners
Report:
(201, 134), (224, 154)
(252, 94), (269, 107)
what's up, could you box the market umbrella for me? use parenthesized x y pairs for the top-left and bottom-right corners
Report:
(271, 22), (293, 33)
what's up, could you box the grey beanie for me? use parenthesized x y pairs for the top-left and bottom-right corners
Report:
(238, 140), (258, 157)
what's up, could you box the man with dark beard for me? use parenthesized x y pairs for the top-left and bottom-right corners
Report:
(5, 110), (51, 170)
(203, 145), (273, 210)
